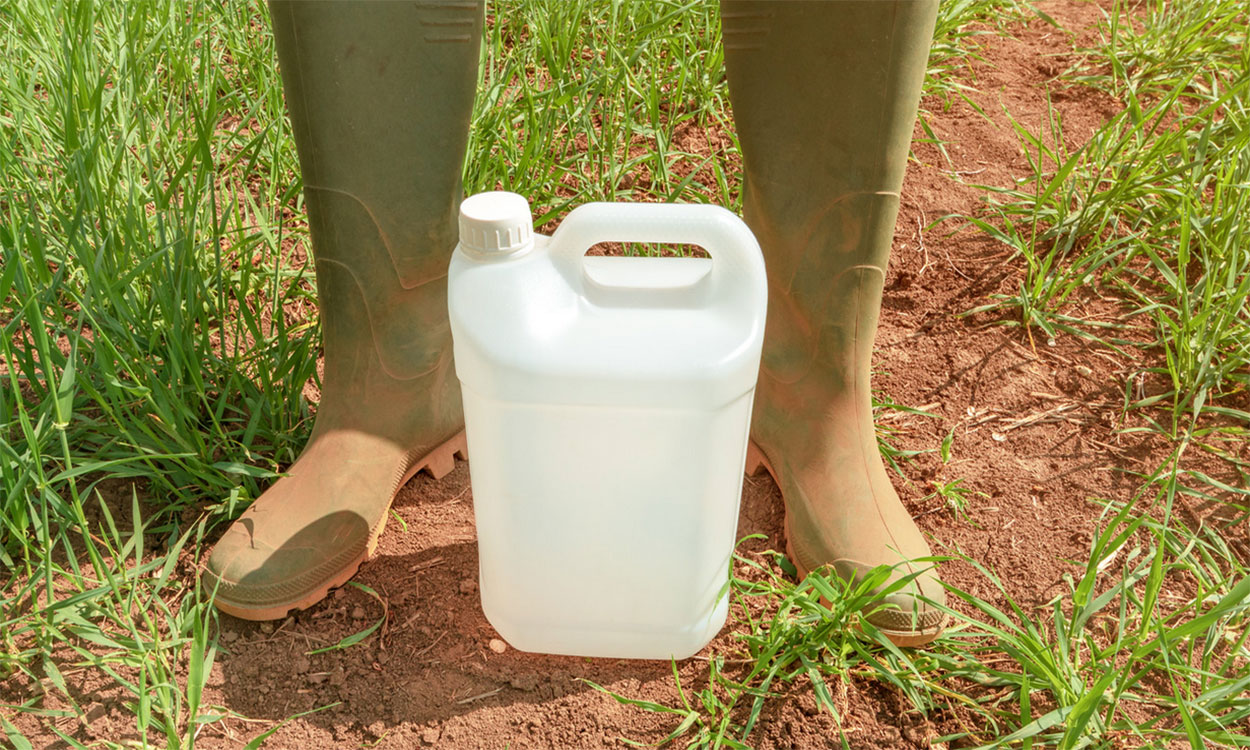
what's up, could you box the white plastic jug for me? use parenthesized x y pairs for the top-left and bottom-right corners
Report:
(448, 191), (767, 659)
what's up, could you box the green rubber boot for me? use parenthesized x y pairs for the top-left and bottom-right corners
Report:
(723, 0), (945, 645)
(204, 0), (482, 620)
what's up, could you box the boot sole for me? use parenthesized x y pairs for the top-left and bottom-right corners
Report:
(745, 441), (945, 647)
(212, 431), (468, 622)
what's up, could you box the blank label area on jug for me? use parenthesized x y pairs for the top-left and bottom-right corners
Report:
(464, 388), (752, 659)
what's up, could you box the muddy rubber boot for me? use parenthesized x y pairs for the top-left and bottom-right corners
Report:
(723, 0), (945, 645)
(204, 0), (482, 620)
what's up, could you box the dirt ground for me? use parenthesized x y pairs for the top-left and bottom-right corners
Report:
(20, 1), (1242, 748)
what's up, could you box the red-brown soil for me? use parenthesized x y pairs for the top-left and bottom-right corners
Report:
(13, 1), (1242, 748)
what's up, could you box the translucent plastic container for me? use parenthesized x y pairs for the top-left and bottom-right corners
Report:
(448, 192), (767, 659)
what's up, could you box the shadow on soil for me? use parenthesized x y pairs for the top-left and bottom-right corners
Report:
(212, 461), (789, 742)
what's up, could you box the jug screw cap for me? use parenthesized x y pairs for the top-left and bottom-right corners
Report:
(459, 191), (534, 257)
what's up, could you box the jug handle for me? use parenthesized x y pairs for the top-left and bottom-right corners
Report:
(546, 203), (767, 310)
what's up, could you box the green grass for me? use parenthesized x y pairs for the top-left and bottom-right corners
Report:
(958, 0), (1250, 438)
(952, 0), (1250, 548)
(2, 0), (1249, 747)
(595, 482), (1249, 748)
(469, 0), (734, 218)
(590, 542), (946, 749)
(929, 0), (1250, 744)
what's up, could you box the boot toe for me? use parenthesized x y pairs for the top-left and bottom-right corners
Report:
(775, 458), (948, 646)
(204, 510), (372, 616)
(856, 562), (947, 645)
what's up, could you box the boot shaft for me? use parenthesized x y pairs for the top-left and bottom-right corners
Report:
(270, 0), (482, 287)
(724, 0), (937, 255)
(268, 1), (482, 442)
(723, 0), (937, 391)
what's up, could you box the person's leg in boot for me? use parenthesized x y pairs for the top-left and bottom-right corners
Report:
(204, 0), (483, 620)
(722, 0), (945, 645)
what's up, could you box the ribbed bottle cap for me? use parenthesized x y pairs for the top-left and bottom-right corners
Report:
(458, 191), (534, 256)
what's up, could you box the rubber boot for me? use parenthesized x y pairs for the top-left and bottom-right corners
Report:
(204, 0), (482, 620)
(722, 0), (945, 645)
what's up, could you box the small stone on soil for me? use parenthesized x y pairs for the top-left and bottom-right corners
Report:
(459, 579), (477, 594)
(421, 727), (441, 745)
(352, 606), (366, 620)
(488, 638), (507, 653)
(293, 657), (311, 674)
